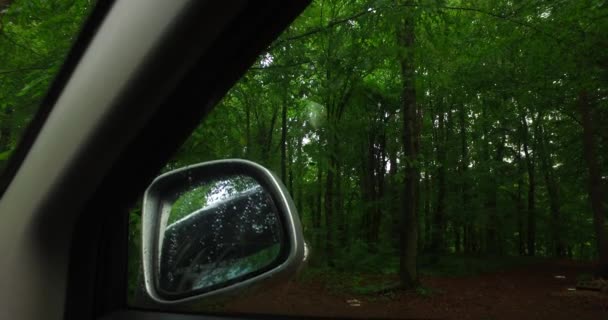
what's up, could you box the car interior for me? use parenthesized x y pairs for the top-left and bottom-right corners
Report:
(0, 1), (310, 319)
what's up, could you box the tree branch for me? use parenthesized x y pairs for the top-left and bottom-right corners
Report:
(250, 60), (314, 71)
(269, 7), (374, 50)
(438, 5), (563, 45)
(558, 109), (582, 127)
(269, 3), (566, 50)
(0, 65), (52, 75)
(1, 31), (44, 57)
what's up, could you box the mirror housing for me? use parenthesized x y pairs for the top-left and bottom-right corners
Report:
(141, 159), (305, 304)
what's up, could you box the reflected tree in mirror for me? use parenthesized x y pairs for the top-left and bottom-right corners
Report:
(158, 175), (284, 296)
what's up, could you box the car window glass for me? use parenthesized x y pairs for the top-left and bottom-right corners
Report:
(128, 0), (608, 318)
(0, 0), (95, 173)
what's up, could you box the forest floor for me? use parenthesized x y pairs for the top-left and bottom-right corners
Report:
(227, 260), (608, 319)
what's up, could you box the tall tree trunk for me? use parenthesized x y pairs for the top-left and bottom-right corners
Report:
(423, 172), (431, 252)
(261, 107), (279, 162)
(324, 161), (334, 267)
(389, 147), (401, 249)
(343, 191), (355, 249)
(486, 131), (506, 255)
(577, 90), (608, 275)
(295, 134), (303, 214)
(280, 99), (288, 182)
(397, 4), (419, 288)
(521, 113), (536, 256)
(515, 140), (527, 256)
(454, 227), (461, 254)
(314, 163), (323, 251)
(458, 104), (470, 254)
(372, 133), (387, 243)
(335, 162), (345, 251)
(324, 129), (338, 267)
(537, 120), (565, 257)
(431, 109), (447, 253)
(288, 138), (294, 193)
(361, 133), (376, 244)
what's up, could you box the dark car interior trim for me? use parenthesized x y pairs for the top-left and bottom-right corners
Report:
(63, 1), (310, 319)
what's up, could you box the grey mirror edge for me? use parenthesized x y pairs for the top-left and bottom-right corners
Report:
(140, 159), (305, 305)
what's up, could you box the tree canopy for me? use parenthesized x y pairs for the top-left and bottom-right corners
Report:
(170, 0), (608, 281)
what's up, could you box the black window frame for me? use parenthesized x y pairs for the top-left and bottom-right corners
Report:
(59, 1), (311, 320)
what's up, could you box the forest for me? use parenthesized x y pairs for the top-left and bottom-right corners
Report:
(1, 0), (607, 318)
(168, 0), (608, 283)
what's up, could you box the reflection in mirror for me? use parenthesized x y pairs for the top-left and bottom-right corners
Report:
(158, 175), (284, 296)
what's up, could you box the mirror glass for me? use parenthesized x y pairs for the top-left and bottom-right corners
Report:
(157, 174), (284, 296)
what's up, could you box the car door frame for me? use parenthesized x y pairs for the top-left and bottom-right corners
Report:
(0, 1), (309, 320)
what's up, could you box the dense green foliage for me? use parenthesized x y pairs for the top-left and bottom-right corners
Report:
(0, 0), (92, 166)
(167, 0), (608, 283)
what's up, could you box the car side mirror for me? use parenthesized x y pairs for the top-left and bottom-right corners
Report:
(141, 159), (305, 304)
